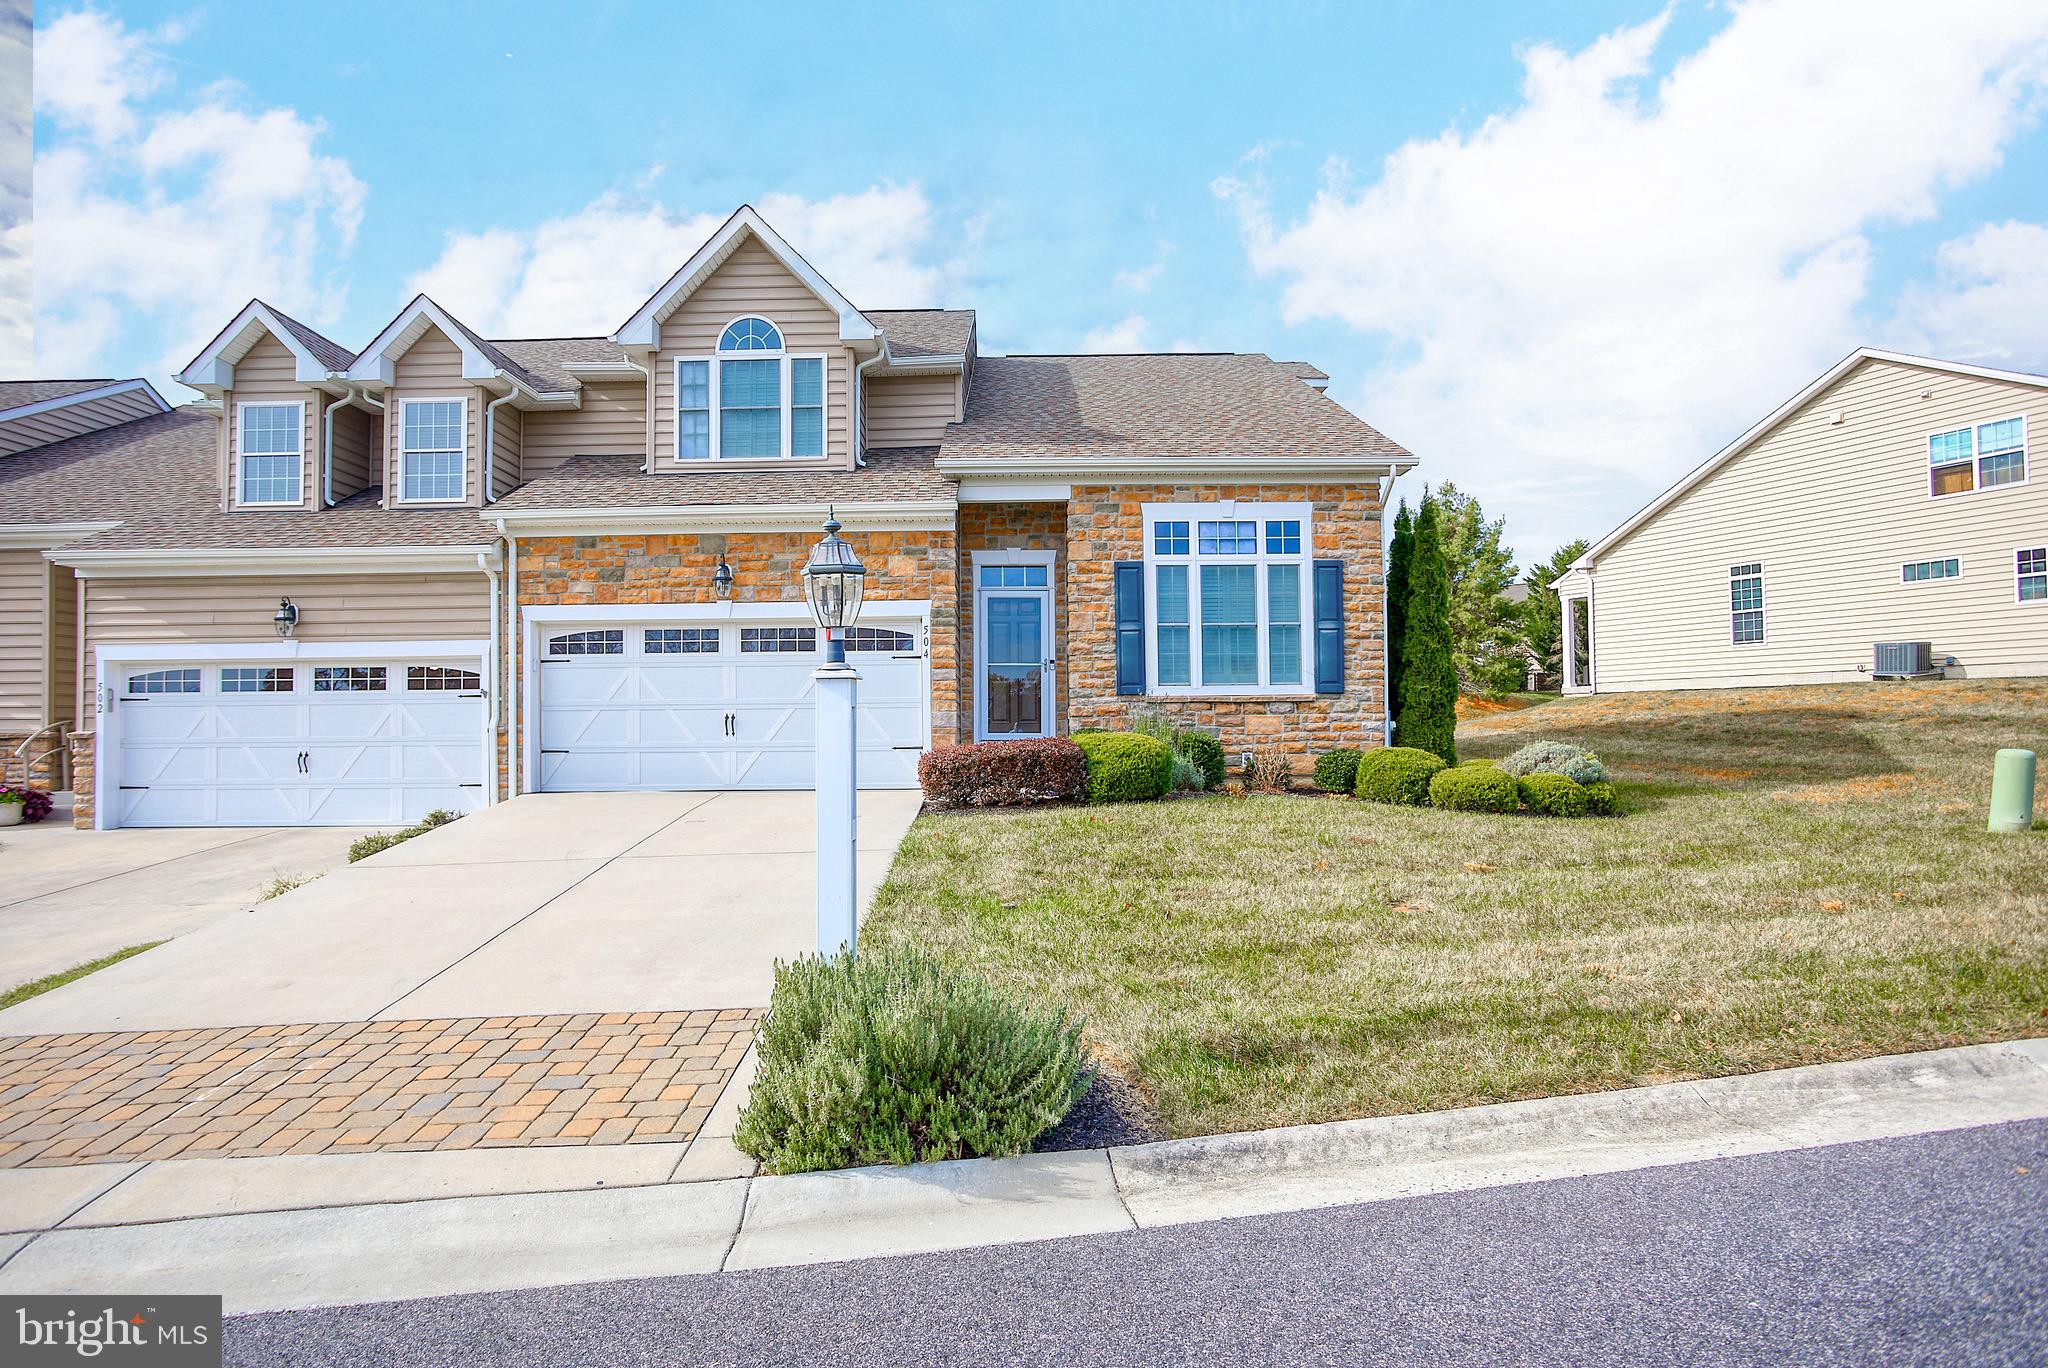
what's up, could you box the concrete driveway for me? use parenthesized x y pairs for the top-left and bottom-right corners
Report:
(0, 790), (923, 1035)
(0, 821), (372, 987)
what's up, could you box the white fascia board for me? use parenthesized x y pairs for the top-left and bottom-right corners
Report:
(935, 455), (1417, 482)
(561, 361), (647, 383)
(610, 206), (881, 348)
(487, 499), (957, 536)
(1578, 346), (2048, 568)
(100, 639), (490, 666)
(49, 544), (502, 579)
(176, 302), (339, 388)
(0, 379), (171, 423)
(348, 296), (501, 387)
(876, 352), (967, 377)
(0, 521), (120, 550)
(956, 480), (1071, 503)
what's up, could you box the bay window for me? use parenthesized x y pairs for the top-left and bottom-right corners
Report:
(1143, 502), (1311, 694)
(674, 316), (827, 461)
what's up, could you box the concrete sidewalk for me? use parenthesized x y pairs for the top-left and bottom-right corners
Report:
(3, 1038), (2043, 1314)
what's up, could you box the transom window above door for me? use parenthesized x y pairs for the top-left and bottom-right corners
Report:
(1143, 502), (1313, 694)
(675, 316), (826, 461)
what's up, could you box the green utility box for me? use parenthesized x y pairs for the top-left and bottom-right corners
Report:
(1988, 748), (2037, 833)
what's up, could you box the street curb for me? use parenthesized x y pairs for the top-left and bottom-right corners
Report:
(1, 1039), (2043, 1315)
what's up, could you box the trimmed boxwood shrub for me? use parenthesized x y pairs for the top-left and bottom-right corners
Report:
(1581, 781), (1620, 816)
(918, 738), (1087, 807)
(1074, 731), (1174, 804)
(1176, 728), (1227, 790)
(1354, 746), (1447, 806)
(1517, 772), (1588, 818)
(1313, 749), (1364, 794)
(1429, 764), (1518, 813)
(735, 947), (1091, 1174)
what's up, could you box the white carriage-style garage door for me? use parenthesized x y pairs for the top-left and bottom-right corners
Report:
(535, 616), (927, 792)
(108, 657), (489, 828)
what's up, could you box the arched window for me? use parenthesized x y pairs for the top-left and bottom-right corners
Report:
(676, 317), (825, 461)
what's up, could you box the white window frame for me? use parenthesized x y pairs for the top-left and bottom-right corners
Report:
(234, 400), (305, 508)
(397, 395), (469, 505)
(1729, 562), (1766, 646)
(672, 316), (828, 463)
(1141, 501), (1313, 698)
(2018, 545), (2048, 606)
(1899, 557), (1964, 586)
(1926, 414), (2028, 500)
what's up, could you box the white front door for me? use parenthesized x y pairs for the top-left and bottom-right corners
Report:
(974, 561), (1055, 740)
(111, 659), (487, 827)
(535, 618), (926, 792)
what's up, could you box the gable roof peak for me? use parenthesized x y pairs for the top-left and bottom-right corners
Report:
(176, 299), (353, 390)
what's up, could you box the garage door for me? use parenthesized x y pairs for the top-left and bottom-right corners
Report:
(536, 619), (926, 791)
(110, 659), (488, 827)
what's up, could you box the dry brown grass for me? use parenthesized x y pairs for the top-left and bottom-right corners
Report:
(868, 679), (2048, 1138)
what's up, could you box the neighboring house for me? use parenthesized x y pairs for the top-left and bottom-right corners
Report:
(0, 378), (185, 788)
(7, 205), (1415, 829)
(1557, 349), (2048, 694)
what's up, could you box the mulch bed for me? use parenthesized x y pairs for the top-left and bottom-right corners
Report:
(1033, 1066), (1165, 1152)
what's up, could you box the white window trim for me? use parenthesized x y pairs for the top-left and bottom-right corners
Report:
(1141, 501), (1313, 698)
(1562, 596), (1593, 692)
(674, 318), (829, 463)
(970, 549), (1058, 741)
(2018, 544), (2048, 607)
(1926, 414), (2029, 501)
(397, 395), (470, 506)
(234, 400), (305, 508)
(1899, 556), (1964, 587)
(1729, 562), (1766, 647)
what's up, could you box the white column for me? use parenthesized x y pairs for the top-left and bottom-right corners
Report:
(813, 657), (860, 956)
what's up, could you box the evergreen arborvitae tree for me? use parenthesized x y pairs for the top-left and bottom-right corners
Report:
(1396, 498), (1458, 764)
(1384, 501), (1414, 721)
(1432, 481), (1520, 691)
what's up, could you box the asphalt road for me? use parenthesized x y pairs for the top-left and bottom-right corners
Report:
(227, 1118), (2048, 1367)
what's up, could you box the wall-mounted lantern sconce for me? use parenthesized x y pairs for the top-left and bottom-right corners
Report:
(713, 554), (735, 601)
(273, 597), (299, 639)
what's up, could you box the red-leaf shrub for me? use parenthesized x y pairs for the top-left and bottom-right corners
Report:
(0, 785), (54, 823)
(918, 739), (1088, 807)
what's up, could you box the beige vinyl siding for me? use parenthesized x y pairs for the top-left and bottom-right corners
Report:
(651, 237), (854, 471)
(0, 389), (164, 457)
(1587, 358), (2048, 691)
(864, 373), (958, 448)
(83, 573), (491, 691)
(488, 402), (522, 500)
(225, 333), (319, 511)
(385, 327), (484, 508)
(520, 383), (647, 475)
(47, 564), (78, 726)
(326, 400), (378, 503)
(0, 547), (45, 726)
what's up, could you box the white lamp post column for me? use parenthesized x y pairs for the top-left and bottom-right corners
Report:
(802, 514), (867, 958)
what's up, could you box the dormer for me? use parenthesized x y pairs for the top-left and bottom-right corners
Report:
(176, 300), (361, 514)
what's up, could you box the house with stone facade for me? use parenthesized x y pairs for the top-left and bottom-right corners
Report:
(2, 205), (1415, 830)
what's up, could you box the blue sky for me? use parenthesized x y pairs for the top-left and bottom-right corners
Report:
(26, 1), (2048, 563)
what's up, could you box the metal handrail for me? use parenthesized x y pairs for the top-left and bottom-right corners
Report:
(9, 720), (72, 791)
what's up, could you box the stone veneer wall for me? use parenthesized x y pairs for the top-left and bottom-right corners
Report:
(511, 531), (963, 773)
(955, 502), (1069, 738)
(0, 731), (66, 791)
(68, 730), (94, 828)
(1063, 483), (1387, 772)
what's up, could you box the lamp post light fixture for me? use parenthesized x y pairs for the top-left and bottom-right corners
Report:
(712, 554), (735, 601)
(803, 512), (866, 957)
(273, 597), (299, 639)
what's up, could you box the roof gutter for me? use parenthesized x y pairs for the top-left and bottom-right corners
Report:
(322, 385), (382, 508)
(936, 455), (1419, 481)
(483, 498), (957, 536)
(484, 388), (519, 503)
(48, 543), (502, 579)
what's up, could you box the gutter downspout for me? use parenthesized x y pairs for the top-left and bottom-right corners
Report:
(478, 548), (502, 807)
(618, 352), (652, 472)
(496, 518), (520, 798)
(484, 386), (519, 504)
(322, 384), (383, 507)
(854, 348), (888, 469)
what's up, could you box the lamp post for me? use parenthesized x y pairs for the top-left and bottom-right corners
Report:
(803, 513), (866, 957)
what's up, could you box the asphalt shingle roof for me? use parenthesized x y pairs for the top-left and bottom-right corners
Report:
(939, 354), (1408, 460)
(868, 310), (975, 359)
(262, 303), (356, 373)
(493, 449), (953, 511)
(0, 380), (118, 409)
(488, 338), (630, 392)
(74, 486), (497, 551)
(0, 407), (217, 525)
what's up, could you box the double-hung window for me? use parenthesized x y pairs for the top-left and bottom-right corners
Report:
(2019, 548), (2047, 604)
(1729, 562), (1765, 644)
(236, 402), (303, 506)
(399, 398), (466, 502)
(674, 317), (826, 461)
(1144, 503), (1311, 693)
(1928, 416), (2027, 497)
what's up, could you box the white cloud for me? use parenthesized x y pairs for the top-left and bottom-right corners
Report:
(1891, 220), (2048, 370)
(1080, 313), (1151, 352)
(1218, 1), (2048, 559)
(1113, 263), (1162, 292)
(406, 183), (971, 337)
(31, 8), (365, 380)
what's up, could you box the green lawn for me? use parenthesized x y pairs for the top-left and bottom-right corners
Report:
(0, 942), (164, 1012)
(866, 679), (2048, 1139)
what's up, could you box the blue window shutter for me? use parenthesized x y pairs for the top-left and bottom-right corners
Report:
(1313, 559), (1344, 695)
(1115, 561), (1145, 695)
